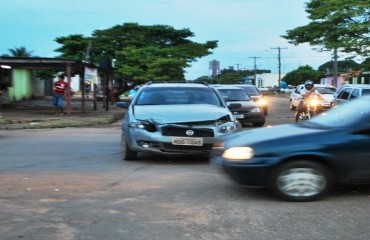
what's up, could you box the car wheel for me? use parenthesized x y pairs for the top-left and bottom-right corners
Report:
(253, 119), (265, 127)
(289, 100), (296, 110)
(121, 132), (137, 160)
(268, 161), (334, 202)
(309, 110), (316, 118)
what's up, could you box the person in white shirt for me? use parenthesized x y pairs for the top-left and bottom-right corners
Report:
(295, 80), (322, 122)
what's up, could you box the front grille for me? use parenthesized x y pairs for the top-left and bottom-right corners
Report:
(161, 126), (214, 137)
(162, 143), (213, 151)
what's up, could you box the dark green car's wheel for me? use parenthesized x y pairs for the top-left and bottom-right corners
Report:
(121, 132), (137, 160)
(268, 161), (334, 202)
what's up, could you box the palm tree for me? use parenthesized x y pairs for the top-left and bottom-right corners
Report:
(8, 47), (34, 57)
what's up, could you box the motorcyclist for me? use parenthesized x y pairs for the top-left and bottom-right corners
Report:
(295, 80), (322, 122)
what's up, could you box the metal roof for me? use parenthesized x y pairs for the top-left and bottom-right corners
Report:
(0, 56), (96, 72)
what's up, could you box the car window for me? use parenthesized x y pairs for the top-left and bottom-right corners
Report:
(239, 86), (260, 96)
(362, 89), (370, 96)
(337, 88), (352, 100)
(218, 89), (251, 101)
(350, 88), (360, 99)
(317, 87), (336, 94)
(135, 88), (222, 106)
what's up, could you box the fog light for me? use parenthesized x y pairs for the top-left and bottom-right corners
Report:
(142, 142), (150, 148)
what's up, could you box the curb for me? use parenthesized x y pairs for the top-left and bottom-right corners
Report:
(0, 112), (124, 130)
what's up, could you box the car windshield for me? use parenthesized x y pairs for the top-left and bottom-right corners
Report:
(135, 87), (223, 106)
(218, 89), (251, 101)
(237, 86), (260, 96)
(305, 97), (370, 128)
(317, 87), (336, 94)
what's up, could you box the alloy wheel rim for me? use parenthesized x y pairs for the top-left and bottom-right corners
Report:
(277, 168), (326, 197)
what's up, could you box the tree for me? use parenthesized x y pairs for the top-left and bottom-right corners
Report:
(8, 46), (34, 57)
(193, 67), (272, 85)
(193, 76), (213, 84)
(283, 0), (370, 55)
(217, 72), (243, 84)
(282, 1), (370, 85)
(318, 59), (361, 73)
(282, 65), (324, 86)
(54, 23), (218, 92)
(360, 57), (370, 70)
(54, 34), (91, 60)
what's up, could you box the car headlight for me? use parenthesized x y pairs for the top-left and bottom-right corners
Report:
(218, 122), (237, 133)
(308, 98), (319, 107)
(257, 99), (267, 106)
(128, 120), (156, 132)
(250, 107), (262, 113)
(222, 147), (254, 161)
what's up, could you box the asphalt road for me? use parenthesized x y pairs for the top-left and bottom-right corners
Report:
(1, 96), (369, 240)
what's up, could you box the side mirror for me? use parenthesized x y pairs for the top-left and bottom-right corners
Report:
(116, 101), (130, 109)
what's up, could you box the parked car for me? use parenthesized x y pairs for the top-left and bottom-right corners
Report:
(334, 84), (370, 105)
(257, 86), (270, 95)
(290, 84), (337, 111)
(231, 84), (268, 115)
(214, 86), (266, 127)
(116, 82), (241, 160)
(210, 96), (370, 202)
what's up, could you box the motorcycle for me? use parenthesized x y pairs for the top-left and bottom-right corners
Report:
(297, 97), (320, 121)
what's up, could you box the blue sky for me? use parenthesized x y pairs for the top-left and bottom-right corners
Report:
(0, 0), (334, 80)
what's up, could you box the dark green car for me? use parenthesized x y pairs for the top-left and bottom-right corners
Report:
(211, 96), (370, 202)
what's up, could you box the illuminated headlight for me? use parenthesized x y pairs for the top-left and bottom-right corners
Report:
(222, 147), (254, 161)
(308, 99), (319, 107)
(250, 107), (262, 113)
(257, 99), (267, 106)
(218, 122), (237, 133)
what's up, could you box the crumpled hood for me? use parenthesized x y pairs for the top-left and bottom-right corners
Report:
(133, 104), (232, 123)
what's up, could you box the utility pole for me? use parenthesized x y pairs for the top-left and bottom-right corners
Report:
(271, 47), (287, 87)
(333, 48), (338, 87)
(249, 56), (261, 85)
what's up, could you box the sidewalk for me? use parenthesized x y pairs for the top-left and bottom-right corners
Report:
(0, 96), (125, 130)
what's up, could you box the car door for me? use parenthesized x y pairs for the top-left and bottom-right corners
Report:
(346, 123), (370, 181)
(334, 87), (353, 105)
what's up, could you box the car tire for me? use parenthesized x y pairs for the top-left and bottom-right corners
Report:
(309, 110), (316, 119)
(268, 160), (334, 202)
(121, 132), (137, 160)
(263, 107), (268, 116)
(289, 100), (296, 110)
(253, 119), (265, 127)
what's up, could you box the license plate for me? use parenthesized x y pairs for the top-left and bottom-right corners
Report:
(172, 137), (203, 146)
(234, 114), (244, 119)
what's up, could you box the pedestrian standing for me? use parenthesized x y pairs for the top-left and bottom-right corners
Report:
(52, 74), (69, 116)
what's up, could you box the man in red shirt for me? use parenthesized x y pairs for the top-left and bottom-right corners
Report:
(52, 74), (69, 116)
